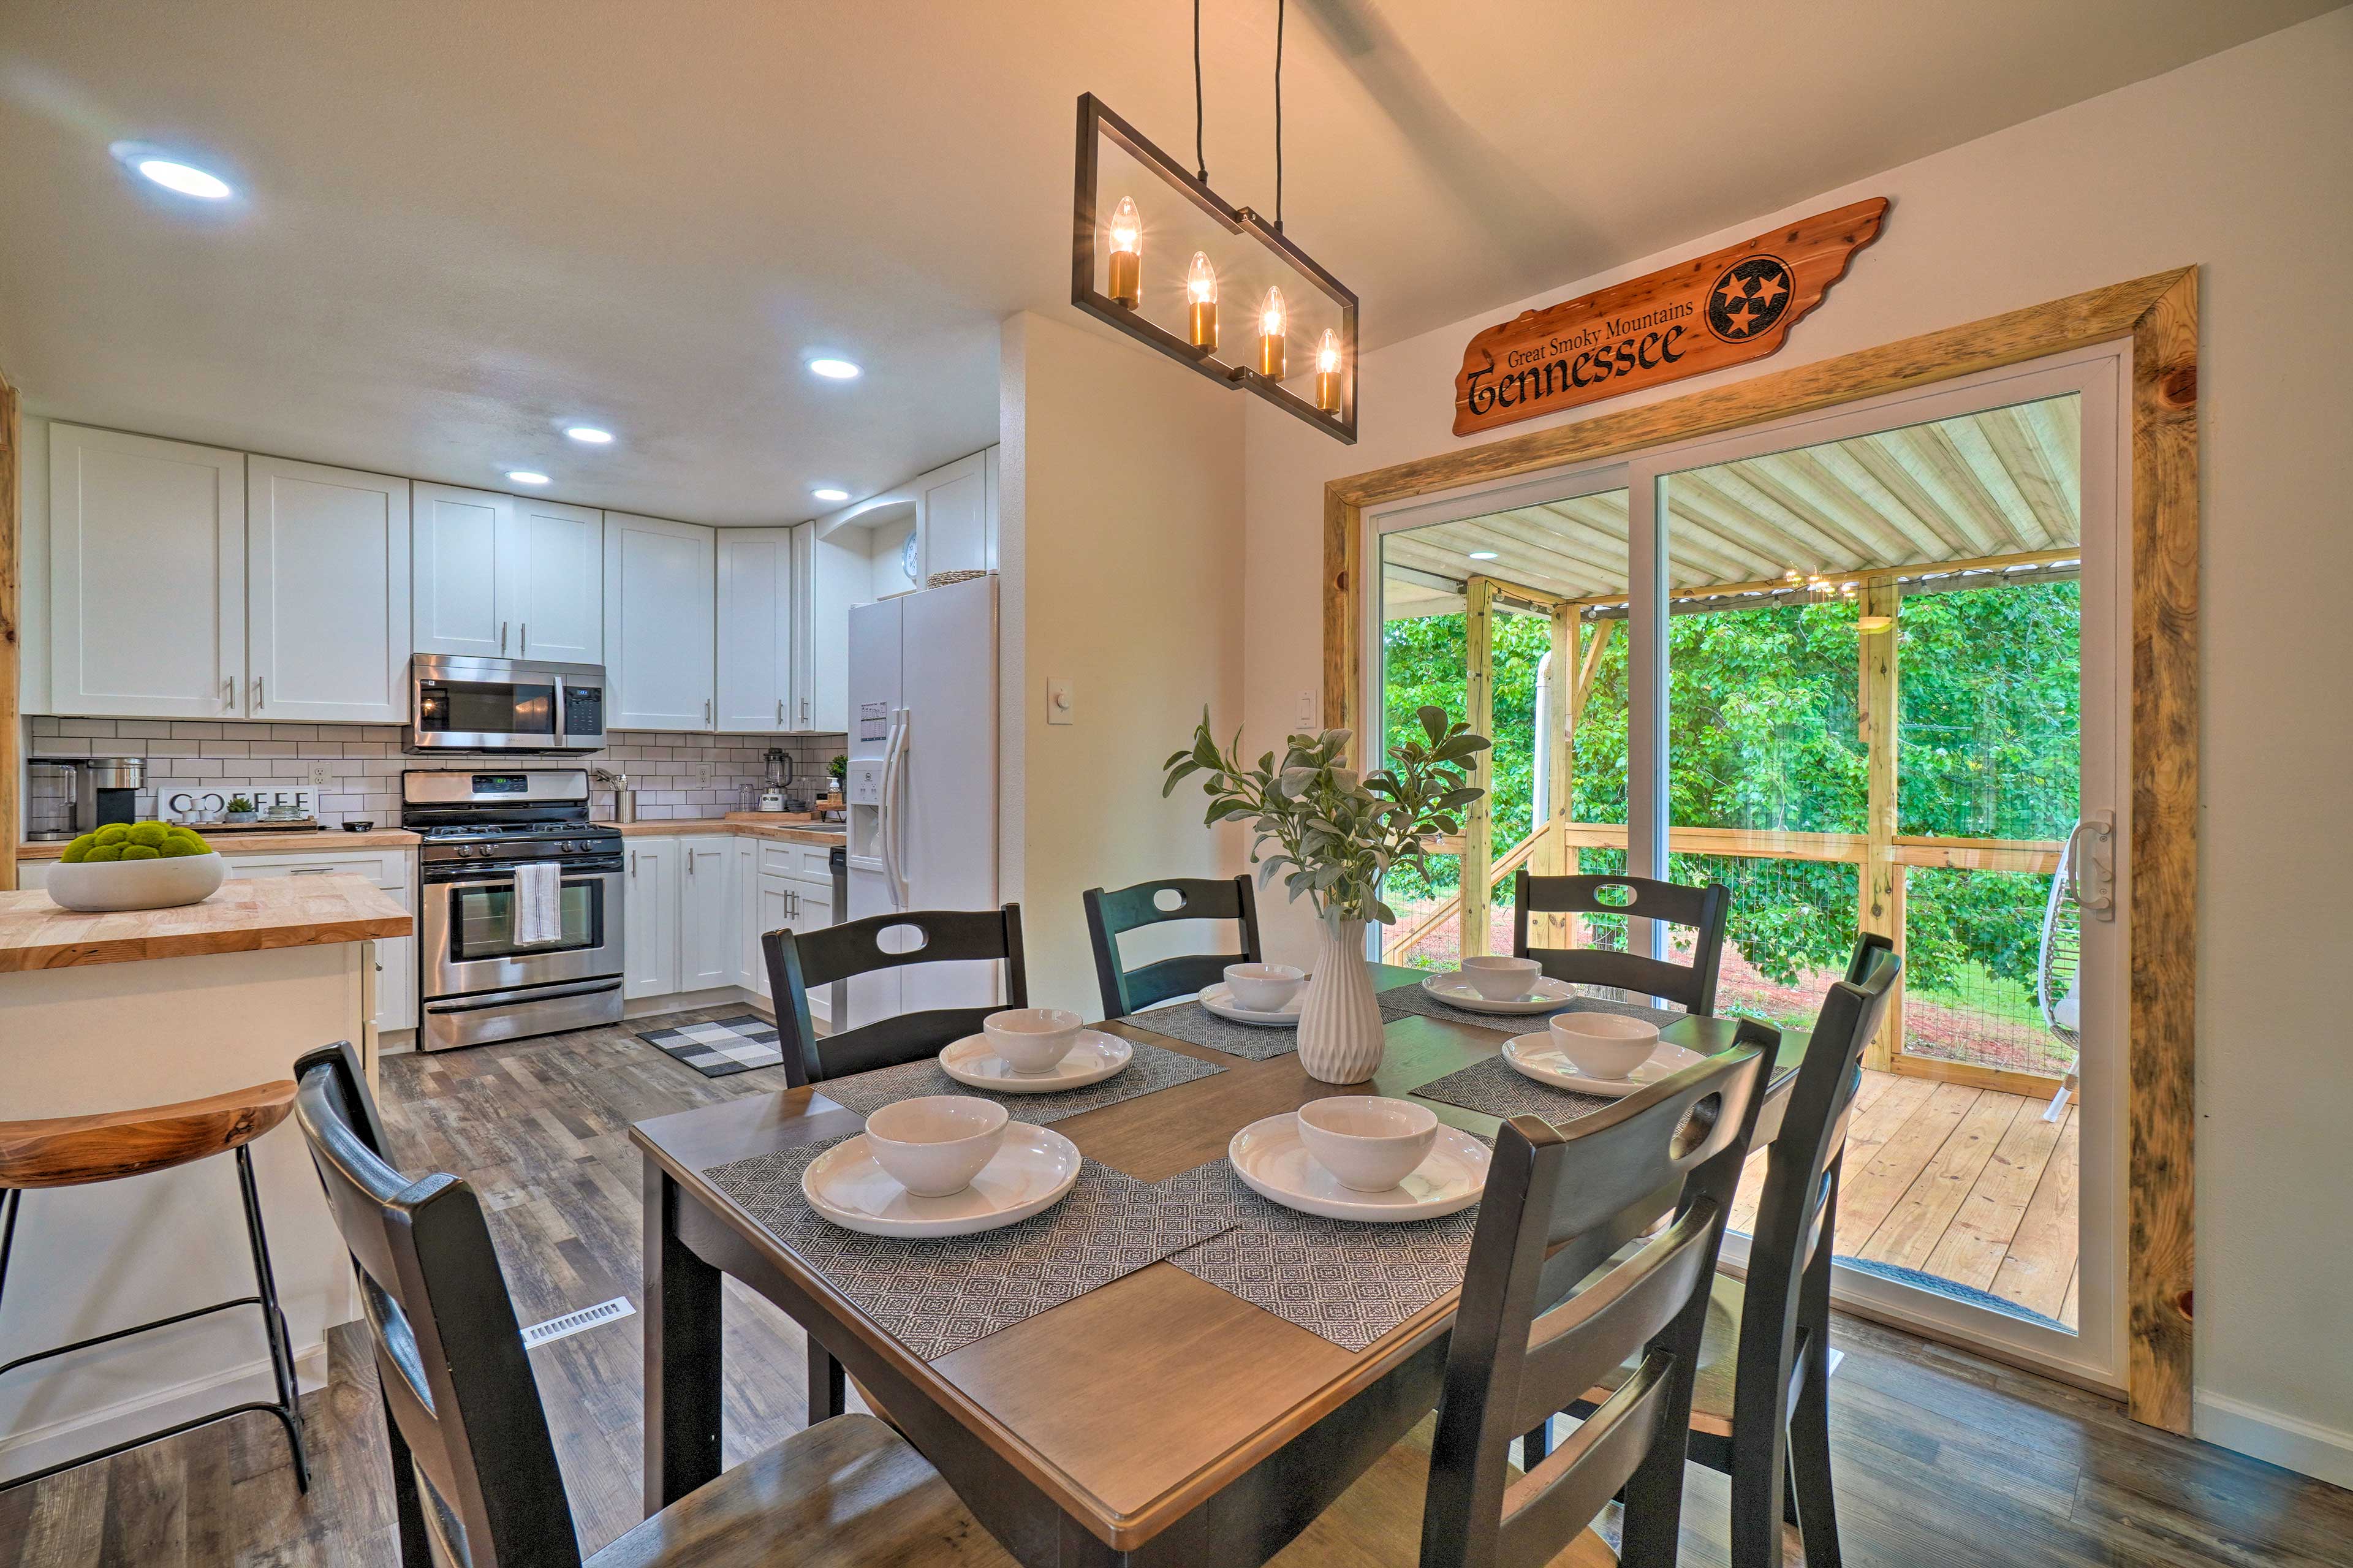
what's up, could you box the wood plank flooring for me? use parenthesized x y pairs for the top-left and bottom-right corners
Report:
(1732, 1067), (2080, 1327)
(5, 1007), (2344, 1566)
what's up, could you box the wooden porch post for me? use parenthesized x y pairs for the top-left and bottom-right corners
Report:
(1858, 579), (1903, 1068)
(1461, 575), (1495, 958)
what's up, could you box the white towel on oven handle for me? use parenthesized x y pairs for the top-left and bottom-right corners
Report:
(512, 860), (564, 947)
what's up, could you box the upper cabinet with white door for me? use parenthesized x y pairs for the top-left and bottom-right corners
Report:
(246, 456), (411, 723)
(48, 425), (248, 719)
(413, 483), (603, 663)
(604, 512), (716, 730)
(914, 448), (996, 580)
(716, 528), (794, 732)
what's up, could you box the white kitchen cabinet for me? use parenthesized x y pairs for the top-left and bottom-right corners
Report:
(604, 513), (716, 731)
(218, 847), (417, 1032)
(678, 835), (735, 991)
(246, 456), (412, 724)
(48, 425), (248, 719)
(414, 484), (603, 663)
(624, 836), (680, 999)
(755, 869), (835, 1022)
(512, 497), (604, 662)
(915, 449), (993, 580)
(733, 841), (765, 994)
(796, 521), (864, 733)
(716, 528), (795, 732)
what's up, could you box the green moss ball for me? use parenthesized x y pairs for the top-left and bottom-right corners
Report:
(93, 824), (131, 846)
(159, 837), (205, 858)
(59, 842), (93, 864)
(173, 828), (213, 853)
(119, 844), (162, 860)
(127, 822), (169, 848)
(83, 844), (126, 862)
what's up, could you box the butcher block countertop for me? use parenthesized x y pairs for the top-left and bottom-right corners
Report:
(17, 828), (420, 861)
(601, 819), (846, 846)
(0, 874), (413, 973)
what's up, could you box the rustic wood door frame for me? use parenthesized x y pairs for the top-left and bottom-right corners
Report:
(1322, 268), (2197, 1431)
(1, 360), (18, 892)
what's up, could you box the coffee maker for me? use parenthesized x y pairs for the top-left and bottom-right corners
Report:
(31, 757), (147, 838)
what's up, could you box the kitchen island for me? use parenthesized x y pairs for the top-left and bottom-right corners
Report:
(0, 874), (410, 1483)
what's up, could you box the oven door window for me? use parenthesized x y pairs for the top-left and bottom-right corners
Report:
(449, 879), (602, 960)
(417, 680), (556, 737)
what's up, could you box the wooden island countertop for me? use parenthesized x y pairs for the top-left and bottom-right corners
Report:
(0, 873), (412, 972)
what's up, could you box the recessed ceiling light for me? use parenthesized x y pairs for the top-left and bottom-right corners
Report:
(811, 487), (851, 503)
(564, 426), (614, 444)
(111, 142), (233, 200)
(1467, 550), (1499, 561)
(807, 358), (862, 381)
(507, 471), (551, 486)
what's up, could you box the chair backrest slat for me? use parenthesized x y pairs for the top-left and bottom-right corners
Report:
(1083, 874), (1262, 1018)
(291, 1044), (580, 1568)
(1512, 871), (1731, 1015)
(1419, 1027), (1778, 1568)
(763, 904), (1027, 1085)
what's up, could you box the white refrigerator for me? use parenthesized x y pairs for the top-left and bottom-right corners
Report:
(843, 574), (1000, 1029)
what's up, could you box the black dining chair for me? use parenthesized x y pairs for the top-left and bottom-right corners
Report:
(1269, 1028), (1780, 1568)
(1553, 933), (1901, 1568)
(1512, 869), (1732, 1015)
(762, 904), (1028, 1087)
(1082, 873), (1263, 1020)
(287, 1042), (1017, 1568)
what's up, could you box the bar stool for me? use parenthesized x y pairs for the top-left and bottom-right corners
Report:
(0, 1080), (309, 1493)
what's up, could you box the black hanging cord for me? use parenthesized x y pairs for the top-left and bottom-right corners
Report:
(1273, 0), (1285, 230)
(1194, 0), (1209, 183)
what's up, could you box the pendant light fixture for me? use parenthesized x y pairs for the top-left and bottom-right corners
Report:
(1069, 0), (1356, 442)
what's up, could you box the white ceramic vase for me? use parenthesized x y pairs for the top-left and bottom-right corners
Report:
(1297, 914), (1385, 1085)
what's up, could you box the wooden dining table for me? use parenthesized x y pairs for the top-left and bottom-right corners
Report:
(630, 964), (1804, 1567)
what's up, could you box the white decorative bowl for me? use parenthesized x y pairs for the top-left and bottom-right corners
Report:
(981, 1007), (1086, 1074)
(1548, 1012), (1661, 1079)
(863, 1096), (1010, 1197)
(1460, 955), (1543, 1001)
(45, 852), (227, 914)
(1295, 1096), (1439, 1192)
(1224, 963), (1306, 1012)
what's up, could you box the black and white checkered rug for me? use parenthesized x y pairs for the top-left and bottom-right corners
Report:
(638, 1015), (784, 1078)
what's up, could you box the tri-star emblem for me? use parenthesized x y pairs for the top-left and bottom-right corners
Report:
(1707, 256), (1795, 341)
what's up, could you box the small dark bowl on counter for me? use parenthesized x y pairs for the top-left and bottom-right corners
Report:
(342, 820), (374, 832)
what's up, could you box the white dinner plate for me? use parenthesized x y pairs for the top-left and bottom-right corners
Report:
(1227, 1113), (1490, 1222)
(1501, 1036), (1709, 1099)
(1197, 982), (1305, 1028)
(1420, 972), (1581, 1015)
(939, 1029), (1132, 1092)
(801, 1123), (1082, 1237)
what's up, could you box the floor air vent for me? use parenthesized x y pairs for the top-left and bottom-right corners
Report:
(521, 1297), (635, 1349)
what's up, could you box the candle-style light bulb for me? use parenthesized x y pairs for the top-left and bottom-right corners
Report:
(1314, 328), (1343, 413)
(1257, 286), (1287, 379)
(1107, 195), (1142, 308)
(1186, 251), (1219, 349)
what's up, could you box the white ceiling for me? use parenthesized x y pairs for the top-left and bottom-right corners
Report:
(0, 1), (2331, 526)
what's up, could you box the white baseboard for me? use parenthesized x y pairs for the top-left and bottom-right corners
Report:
(2196, 1390), (2353, 1491)
(0, 1343), (327, 1484)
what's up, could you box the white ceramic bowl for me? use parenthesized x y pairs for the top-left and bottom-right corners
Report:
(1459, 955), (1544, 1001)
(1547, 1012), (1662, 1080)
(981, 1007), (1085, 1075)
(863, 1096), (1010, 1197)
(1294, 1096), (1440, 1192)
(1224, 963), (1306, 1012)
(45, 852), (226, 914)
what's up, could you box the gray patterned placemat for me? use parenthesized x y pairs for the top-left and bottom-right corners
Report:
(1167, 1159), (1484, 1352)
(1407, 1051), (1618, 1127)
(702, 1135), (1240, 1360)
(813, 1037), (1226, 1126)
(1121, 999), (1301, 1061)
(1376, 979), (1684, 1035)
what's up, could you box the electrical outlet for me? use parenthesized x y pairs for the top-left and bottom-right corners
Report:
(697, 759), (716, 783)
(309, 760), (334, 789)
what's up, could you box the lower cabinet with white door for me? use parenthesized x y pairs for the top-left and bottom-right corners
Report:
(213, 848), (417, 1034)
(625, 830), (839, 1012)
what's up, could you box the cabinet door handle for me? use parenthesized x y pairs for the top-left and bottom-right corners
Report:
(224, 677), (235, 711)
(289, 867), (332, 875)
(800, 697), (809, 723)
(520, 623), (528, 655)
(704, 698), (713, 725)
(688, 852), (695, 878)
(254, 676), (265, 711)
(776, 699), (784, 727)
(630, 850), (638, 877)
(501, 621), (510, 654)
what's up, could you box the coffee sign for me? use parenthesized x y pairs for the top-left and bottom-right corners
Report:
(1451, 197), (1889, 437)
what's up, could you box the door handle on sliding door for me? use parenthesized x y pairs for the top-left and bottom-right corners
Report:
(2066, 811), (2116, 920)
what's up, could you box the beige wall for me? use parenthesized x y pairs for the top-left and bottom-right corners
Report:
(1241, 10), (2353, 1482)
(999, 312), (1246, 1014)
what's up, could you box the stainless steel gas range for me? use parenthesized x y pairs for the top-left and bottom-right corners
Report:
(405, 769), (626, 1051)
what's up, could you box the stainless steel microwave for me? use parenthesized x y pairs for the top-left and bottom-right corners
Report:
(406, 655), (607, 753)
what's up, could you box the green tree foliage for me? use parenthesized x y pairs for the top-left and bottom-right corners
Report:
(1379, 579), (2079, 993)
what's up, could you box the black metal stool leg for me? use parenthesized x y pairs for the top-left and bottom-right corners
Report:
(0, 1188), (20, 1312)
(236, 1146), (311, 1492)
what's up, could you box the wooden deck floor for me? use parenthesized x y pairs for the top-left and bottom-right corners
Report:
(1733, 1066), (2080, 1328)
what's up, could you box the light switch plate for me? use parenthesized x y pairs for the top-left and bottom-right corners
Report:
(1047, 678), (1075, 725)
(1297, 689), (1318, 727)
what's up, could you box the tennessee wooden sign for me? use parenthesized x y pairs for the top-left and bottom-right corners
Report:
(1452, 197), (1889, 436)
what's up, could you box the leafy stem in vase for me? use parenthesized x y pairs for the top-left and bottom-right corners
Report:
(1162, 705), (1488, 925)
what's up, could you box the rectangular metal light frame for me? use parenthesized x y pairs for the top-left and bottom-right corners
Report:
(1071, 93), (1358, 444)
